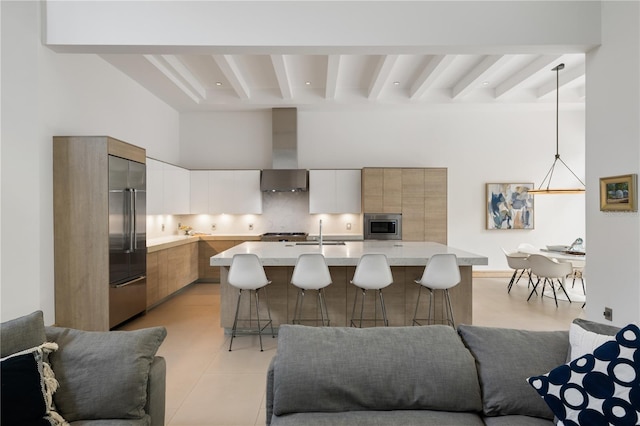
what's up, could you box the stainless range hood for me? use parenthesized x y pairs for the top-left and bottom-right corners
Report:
(260, 108), (308, 192)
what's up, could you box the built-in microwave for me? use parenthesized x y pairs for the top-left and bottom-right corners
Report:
(364, 213), (402, 240)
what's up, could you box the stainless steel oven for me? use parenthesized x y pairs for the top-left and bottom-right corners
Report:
(364, 213), (402, 240)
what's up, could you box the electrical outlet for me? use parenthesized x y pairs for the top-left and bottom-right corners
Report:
(249, 223), (254, 231)
(211, 224), (216, 231)
(604, 307), (613, 321)
(346, 223), (352, 230)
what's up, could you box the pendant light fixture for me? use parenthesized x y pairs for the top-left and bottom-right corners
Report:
(528, 63), (585, 195)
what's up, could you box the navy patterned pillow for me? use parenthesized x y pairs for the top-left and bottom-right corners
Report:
(527, 323), (640, 426)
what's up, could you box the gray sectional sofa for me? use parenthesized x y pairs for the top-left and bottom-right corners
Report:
(266, 320), (618, 426)
(0, 311), (166, 426)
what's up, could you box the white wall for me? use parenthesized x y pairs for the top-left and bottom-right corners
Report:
(179, 106), (586, 272)
(0, 1), (180, 324)
(585, 1), (640, 327)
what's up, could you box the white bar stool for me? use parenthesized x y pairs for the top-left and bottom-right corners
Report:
(413, 253), (461, 328)
(290, 253), (332, 326)
(350, 254), (393, 327)
(227, 253), (275, 351)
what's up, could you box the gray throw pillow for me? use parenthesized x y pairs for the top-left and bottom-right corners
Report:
(458, 325), (569, 419)
(45, 326), (166, 422)
(0, 311), (47, 357)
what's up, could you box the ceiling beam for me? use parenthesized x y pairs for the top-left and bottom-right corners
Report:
(212, 55), (251, 100)
(495, 55), (562, 98)
(143, 54), (203, 103)
(325, 55), (341, 100)
(368, 55), (398, 100)
(271, 55), (293, 100)
(452, 54), (510, 99)
(410, 55), (455, 99)
(536, 63), (586, 98)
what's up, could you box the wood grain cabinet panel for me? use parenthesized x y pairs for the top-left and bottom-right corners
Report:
(198, 240), (243, 282)
(362, 167), (447, 243)
(382, 168), (402, 213)
(362, 168), (383, 213)
(53, 136), (145, 331)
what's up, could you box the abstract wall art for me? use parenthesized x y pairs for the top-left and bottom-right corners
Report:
(486, 183), (534, 230)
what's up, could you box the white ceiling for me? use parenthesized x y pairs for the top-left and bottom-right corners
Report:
(100, 51), (586, 112)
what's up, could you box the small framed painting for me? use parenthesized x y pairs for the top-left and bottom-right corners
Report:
(486, 183), (534, 230)
(599, 174), (638, 212)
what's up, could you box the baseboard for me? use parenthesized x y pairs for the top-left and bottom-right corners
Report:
(473, 270), (512, 278)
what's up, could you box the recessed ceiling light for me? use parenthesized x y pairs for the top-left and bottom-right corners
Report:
(393, 81), (401, 86)
(215, 82), (222, 86)
(482, 81), (490, 86)
(305, 81), (311, 86)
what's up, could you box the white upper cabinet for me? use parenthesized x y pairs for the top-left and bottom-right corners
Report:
(309, 169), (362, 214)
(189, 171), (210, 214)
(190, 170), (262, 214)
(164, 163), (191, 214)
(146, 158), (191, 215)
(146, 158), (165, 215)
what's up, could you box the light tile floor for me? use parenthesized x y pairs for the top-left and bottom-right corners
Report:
(117, 276), (585, 426)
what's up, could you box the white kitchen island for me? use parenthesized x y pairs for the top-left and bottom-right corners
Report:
(210, 241), (488, 329)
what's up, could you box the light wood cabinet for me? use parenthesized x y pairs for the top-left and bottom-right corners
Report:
(146, 242), (198, 308)
(53, 136), (146, 331)
(309, 169), (361, 213)
(198, 240), (243, 282)
(362, 167), (447, 243)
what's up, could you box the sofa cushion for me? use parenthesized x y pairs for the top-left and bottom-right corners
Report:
(45, 326), (167, 422)
(458, 325), (569, 419)
(271, 410), (485, 426)
(483, 415), (554, 426)
(527, 323), (640, 426)
(273, 325), (482, 416)
(0, 310), (47, 357)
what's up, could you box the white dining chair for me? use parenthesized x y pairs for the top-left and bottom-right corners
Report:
(412, 253), (461, 327)
(526, 254), (573, 307)
(350, 254), (393, 327)
(501, 248), (532, 293)
(227, 253), (275, 351)
(290, 253), (332, 326)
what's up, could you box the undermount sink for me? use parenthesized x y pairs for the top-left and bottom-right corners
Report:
(295, 241), (346, 246)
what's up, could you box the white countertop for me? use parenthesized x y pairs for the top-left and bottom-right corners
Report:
(209, 241), (488, 267)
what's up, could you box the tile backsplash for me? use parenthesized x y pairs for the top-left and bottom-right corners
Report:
(147, 191), (363, 239)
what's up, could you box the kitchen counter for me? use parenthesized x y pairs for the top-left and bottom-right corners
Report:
(147, 234), (262, 252)
(209, 241), (487, 267)
(211, 241), (487, 328)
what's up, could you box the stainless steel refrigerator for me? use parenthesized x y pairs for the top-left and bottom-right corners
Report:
(108, 155), (147, 328)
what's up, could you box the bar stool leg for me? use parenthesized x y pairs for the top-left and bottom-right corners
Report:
(444, 289), (455, 328)
(359, 289), (366, 328)
(427, 289), (434, 325)
(293, 289), (305, 325)
(378, 290), (389, 326)
(229, 289), (243, 352)
(412, 286), (423, 325)
(254, 289), (264, 351)
(262, 286), (275, 339)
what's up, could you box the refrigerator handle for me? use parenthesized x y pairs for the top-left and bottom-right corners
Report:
(123, 188), (131, 253)
(126, 188), (135, 253)
(132, 188), (138, 251)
